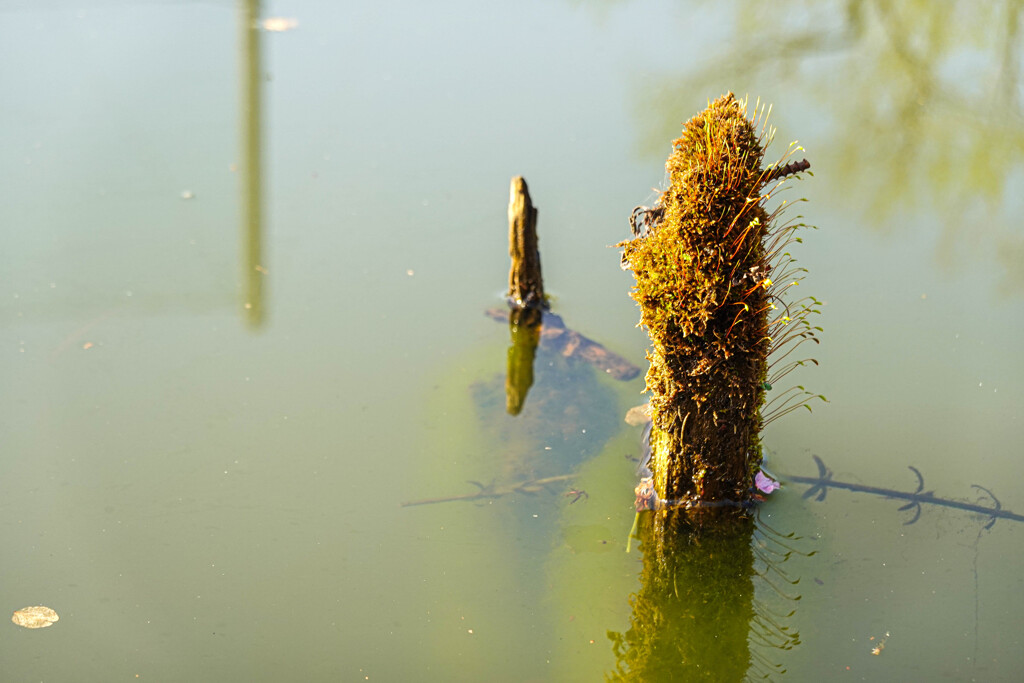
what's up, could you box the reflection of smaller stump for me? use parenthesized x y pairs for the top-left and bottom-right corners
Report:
(486, 308), (641, 381)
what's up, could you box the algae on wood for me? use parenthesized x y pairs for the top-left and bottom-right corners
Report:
(619, 93), (817, 512)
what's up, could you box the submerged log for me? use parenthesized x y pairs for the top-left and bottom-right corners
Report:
(783, 455), (1024, 528)
(399, 473), (576, 507)
(486, 308), (640, 381)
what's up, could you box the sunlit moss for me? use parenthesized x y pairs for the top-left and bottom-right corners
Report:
(620, 93), (804, 505)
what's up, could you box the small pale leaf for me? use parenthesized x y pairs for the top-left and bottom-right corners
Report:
(12, 605), (59, 629)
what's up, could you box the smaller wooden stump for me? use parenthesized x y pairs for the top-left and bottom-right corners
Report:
(507, 177), (544, 309)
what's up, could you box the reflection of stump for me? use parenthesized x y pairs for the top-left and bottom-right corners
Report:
(608, 511), (756, 681)
(505, 307), (543, 415)
(487, 308), (641, 382)
(507, 176), (545, 310)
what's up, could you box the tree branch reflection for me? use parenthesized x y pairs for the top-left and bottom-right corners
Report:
(628, 0), (1024, 293)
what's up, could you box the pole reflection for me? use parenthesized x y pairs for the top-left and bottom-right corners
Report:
(240, 0), (265, 327)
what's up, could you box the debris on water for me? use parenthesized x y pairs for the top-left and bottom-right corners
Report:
(11, 605), (59, 629)
(755, 471), (781, 494)
(624, 403), (650, 426)
(869, 631), (890, 655)
(634, 476), (657, 511)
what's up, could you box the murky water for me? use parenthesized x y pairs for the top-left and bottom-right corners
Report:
(2, 1), (1023, 681)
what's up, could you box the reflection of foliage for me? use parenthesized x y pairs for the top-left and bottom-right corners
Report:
(633, 0), (1024, 291)
(748, 512), (809, 677)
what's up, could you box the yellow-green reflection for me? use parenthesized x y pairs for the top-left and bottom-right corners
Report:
(505, 306), (543, 415)
(240, 0), (265, 327)
(608, 509), (803, 681)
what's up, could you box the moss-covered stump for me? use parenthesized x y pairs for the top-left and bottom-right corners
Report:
(619, 93), (808, 507)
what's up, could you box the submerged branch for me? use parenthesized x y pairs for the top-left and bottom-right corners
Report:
(781, 455), (1024, 528)
(400, 474), (576, 508)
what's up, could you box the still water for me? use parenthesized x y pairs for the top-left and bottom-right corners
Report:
(2, 1), (1022, 680)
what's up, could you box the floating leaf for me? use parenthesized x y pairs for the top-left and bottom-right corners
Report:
(755, 471), (781, 494)
(624, 403), (651, 426)
(11, 605), (59, 629)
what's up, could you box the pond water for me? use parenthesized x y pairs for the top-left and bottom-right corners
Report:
(2, 1), (1022, 681)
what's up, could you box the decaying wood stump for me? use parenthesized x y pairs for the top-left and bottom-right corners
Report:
(507, 176), (545, 310)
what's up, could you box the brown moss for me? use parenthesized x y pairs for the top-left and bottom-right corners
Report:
(620, 93), (778, 504)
